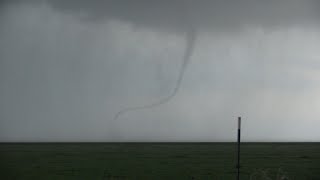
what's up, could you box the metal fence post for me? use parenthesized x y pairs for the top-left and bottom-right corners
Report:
(236, 116), (241, 180)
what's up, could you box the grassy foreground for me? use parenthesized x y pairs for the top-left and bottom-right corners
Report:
(1, 143), (320, 179)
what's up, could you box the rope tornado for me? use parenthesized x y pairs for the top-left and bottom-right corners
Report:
(114, 3), (196, 120)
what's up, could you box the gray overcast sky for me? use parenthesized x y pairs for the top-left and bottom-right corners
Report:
(1, 0), (320, 142)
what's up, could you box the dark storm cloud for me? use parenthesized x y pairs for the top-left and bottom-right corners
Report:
(46, 0), (320, 30)
(1, 0), (320, 142)
(43, 0), (320, 122)
(4, 0), (319, 30)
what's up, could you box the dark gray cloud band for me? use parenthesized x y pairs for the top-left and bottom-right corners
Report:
(3, 0), (320, 30)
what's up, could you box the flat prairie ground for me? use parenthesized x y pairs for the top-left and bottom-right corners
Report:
(0, 143), (320, 179)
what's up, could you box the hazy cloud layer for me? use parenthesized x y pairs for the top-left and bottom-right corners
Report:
(0, 0), (320, 141)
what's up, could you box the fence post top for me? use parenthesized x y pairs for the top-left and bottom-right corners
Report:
(238, 117), (241, 129)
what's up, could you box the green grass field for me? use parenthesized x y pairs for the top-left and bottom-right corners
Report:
(1, 143), (320, 179)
